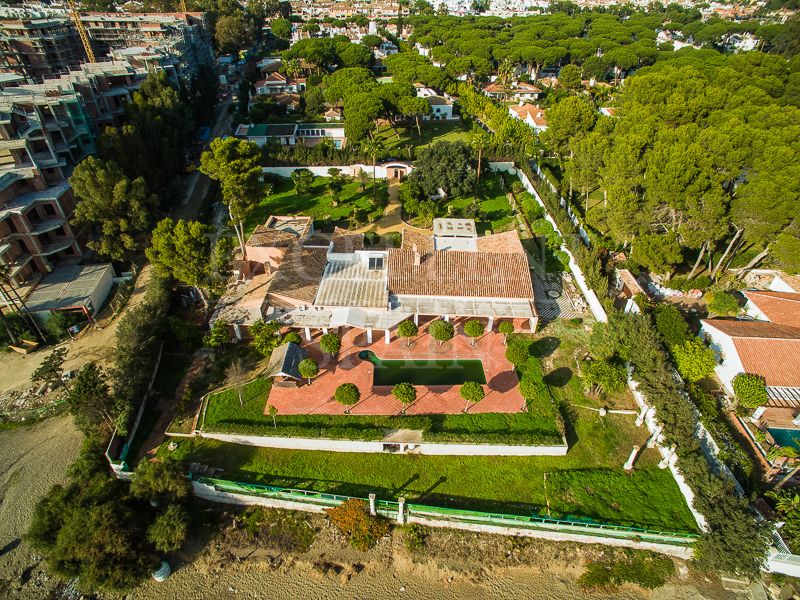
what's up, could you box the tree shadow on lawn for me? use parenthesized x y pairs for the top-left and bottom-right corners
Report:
(529, 336), (560, 358)
(544, 367), (572, 388)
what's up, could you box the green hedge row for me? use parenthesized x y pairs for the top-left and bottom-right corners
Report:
(206, 413), (564, 446)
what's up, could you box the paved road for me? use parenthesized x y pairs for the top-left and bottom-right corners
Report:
(172, 99), (232, 222)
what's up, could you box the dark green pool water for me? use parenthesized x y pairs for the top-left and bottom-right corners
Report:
(359, 350), (487, 386)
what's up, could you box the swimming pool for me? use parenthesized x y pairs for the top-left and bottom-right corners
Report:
(768, 427), (800, 449)
(358, 350), (487, 386)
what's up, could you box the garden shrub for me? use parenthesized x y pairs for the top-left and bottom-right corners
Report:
(733, 373), (768, 409)
(653, 304), (691, 348)
(505, 340), (530, 366)
(326, 499), (390, 551)
(578, 551), (675, 590)
(671, 338), (716, 383)
(707, 290), (740, 316)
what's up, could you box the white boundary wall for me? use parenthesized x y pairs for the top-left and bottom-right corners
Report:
(263, 162), (414, 179)
(191, 480), (692, 559)
(197, 430), (568, 456)
(489, 162), (607, 323)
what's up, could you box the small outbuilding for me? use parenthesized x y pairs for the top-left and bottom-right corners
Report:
(263, 342), (308, 385)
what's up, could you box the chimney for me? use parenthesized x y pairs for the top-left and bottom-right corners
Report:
(519, 99), (524, 107)
(412, 244), (420, 266)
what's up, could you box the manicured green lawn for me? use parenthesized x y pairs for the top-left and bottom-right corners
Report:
(407, 174), (515, 233)
(173, 321), (697, 532)
(375, 119), (473, 157)
(245, 176), (388, 234)
(165, 431), (695, 532)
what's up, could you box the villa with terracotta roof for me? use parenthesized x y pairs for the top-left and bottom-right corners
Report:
(508, 103), (548, 133)
(212, 217), (537, 343)
(482, 81), (542, 101)
(701, 290), (800, 404)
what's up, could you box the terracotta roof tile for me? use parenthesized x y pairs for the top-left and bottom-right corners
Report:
(387, 248), (533, 299)
(267, 244), (327, 304)
(744, 291), (800, 328)
(475, 230), (525, 254)
(733, 338), (800, 387)
(331, 227), (364, 253)
(702, 319), (800, 340)
(400, 228), (434, 253)
(703, 318), (800, 388)
(246, 225), (297, 248)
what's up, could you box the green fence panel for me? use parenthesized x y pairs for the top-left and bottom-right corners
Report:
(194, 476), (697, 547)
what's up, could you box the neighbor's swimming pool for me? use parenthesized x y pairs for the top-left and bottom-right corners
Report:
(358, 350), (487, 386)
(768, 427), (800, 449)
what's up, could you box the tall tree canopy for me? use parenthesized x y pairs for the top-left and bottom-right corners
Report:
(70, 157), (157, 261)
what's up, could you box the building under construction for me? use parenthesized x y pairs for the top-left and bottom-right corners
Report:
(0, 7), (212, 81)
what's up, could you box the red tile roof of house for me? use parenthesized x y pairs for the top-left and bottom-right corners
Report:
(703, 319), (800, 339)
(267, 243), (327, 304)
(744, 291), (800, 328)
(509, 103), (547, 127)
(703, 319), (800, 387)
(387, 248), (533, 299)
(475, 230), (526, 254)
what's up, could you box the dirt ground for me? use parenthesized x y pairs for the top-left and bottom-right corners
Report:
(130, 508), (739, 600)
(0, 265), (153, 400)
(0, 415), (82, 598)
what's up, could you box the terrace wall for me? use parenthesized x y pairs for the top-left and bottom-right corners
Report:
(263, 162), (414, 180)
(191, 477), (695, 559)
(196, 431), (568, 456)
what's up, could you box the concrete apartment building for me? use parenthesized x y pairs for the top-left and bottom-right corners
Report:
(0, 100), (84, 286)
(0, 14), (85, 81)
(0, 7), (212, 81)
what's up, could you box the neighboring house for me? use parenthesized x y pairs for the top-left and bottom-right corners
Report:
(701, 291), (800, 402)
(482, 81), (541, 101)
(211, 217), (538, 342)
(600, 107), (617, 117)
(425, 95), (454, 120)
(254, 72), (306, 96)
(235, 122), (347, 148)
(508, 103), (547, 133)
(324, 107), (342, 121)
(414, 84), (455, 119)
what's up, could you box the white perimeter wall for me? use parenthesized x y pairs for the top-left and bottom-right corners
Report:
(263, 163), (414, 180)
(198, 431), (568, 456)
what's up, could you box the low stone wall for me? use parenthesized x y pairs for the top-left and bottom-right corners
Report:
(197, 430), (568, 456)
(190, 480), (693, 559)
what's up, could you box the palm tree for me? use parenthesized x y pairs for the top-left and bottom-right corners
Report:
(497, 57), (516, 90)
(283, 58), (302, 80)
(470, 130), (491, 200)
(0, 265), (45, 342)
(361, 139), (384, 206)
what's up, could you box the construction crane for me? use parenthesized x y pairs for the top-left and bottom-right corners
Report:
(180, 0), (188, 14)
(66, 0), (95, 63)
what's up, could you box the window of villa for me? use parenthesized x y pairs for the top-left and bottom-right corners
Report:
(368, 256), (384, 270)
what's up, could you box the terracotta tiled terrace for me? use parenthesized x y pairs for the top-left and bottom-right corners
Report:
(265, 317), (528, 416)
